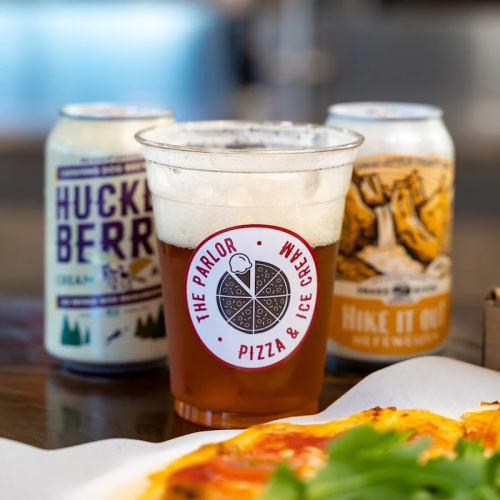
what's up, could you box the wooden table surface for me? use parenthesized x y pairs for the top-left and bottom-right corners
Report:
(0, 297), (483, 450)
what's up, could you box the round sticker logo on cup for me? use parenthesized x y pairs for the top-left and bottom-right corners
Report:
(185, 225), (319, 371)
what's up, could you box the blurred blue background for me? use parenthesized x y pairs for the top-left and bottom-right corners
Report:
(0, 1), (237, 135)
(2, 0), (500, 352)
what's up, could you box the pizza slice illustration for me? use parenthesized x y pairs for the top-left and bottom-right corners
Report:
(217, 255), (290, 334)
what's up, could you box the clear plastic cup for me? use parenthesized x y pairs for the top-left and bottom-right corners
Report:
(136, 121), (363, 428)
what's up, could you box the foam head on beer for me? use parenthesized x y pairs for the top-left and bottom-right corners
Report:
(136, 121), (363, 250)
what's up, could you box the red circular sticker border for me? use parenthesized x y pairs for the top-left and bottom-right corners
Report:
(184, 224), (320, 372)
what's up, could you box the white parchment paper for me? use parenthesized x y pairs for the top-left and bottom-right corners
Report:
(1, 356), (499, 500)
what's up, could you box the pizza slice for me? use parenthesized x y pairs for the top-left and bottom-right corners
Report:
(139, 407), (463, 500)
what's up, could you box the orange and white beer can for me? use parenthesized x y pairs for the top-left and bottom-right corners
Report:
(326, 103), (454, 366)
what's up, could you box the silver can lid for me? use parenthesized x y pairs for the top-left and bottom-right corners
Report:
(60, 102), (173, 120)
(327, 102), (442, 121)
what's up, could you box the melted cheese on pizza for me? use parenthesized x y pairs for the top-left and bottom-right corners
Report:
(462, 402), (500, 452)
